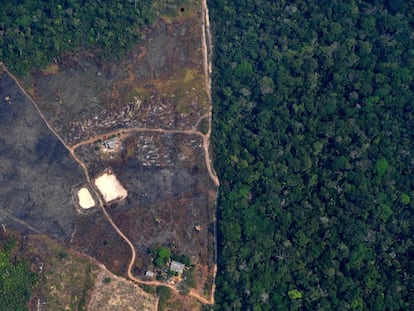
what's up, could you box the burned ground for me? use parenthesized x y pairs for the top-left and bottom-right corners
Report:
(1, 0), (216, 306)
(0, 71), (132, 276)
(71, 211), (132, 276)
(25, 16), (208, 146)
(0, 72), (82, 239)
(75, 132), (216, 280)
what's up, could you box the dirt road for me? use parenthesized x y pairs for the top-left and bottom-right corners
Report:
(0, 0), (217, 305)
(71, 123), (219, 187)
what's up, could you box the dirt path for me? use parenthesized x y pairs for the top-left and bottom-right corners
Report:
(0, 209), (43, 235)
(0, 0), (217, 304)
(71, 125), (219, 188)
(200, 0), (219, 191)
(2, 65), (216, 306)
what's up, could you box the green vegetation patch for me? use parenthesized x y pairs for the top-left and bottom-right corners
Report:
(0, 238), (37, 311)
(0, 0), (155, 75)
(157, 286), (172, 310)
(375, 158), (389, 177)
(288, 289), (302, 300)
(154, 246), (171, 267)
(400, 193), (411, 205)
(378, 204), (393, 222)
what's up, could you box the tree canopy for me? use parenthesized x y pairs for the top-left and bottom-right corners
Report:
(0, 0), (154, 75)
(211, 0), (414, 309)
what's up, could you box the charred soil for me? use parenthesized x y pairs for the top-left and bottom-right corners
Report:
(24, 16), (208, 146)
(0, 0), (216, 307)
(74, 131), (216, 291)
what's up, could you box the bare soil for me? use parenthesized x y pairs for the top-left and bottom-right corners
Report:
(94, 170), (128, 203)
(161, 291), (203, 311)
(0, 231), (157, 311)
(0, 0), (217, 307)
(77, 187), (96, 209)
(23, 234), (99, 311)
(74, 131), (216, 284)
(88, 269), (157, 311)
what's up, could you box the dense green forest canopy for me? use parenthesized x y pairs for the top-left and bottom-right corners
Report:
(210, 0), (414, 310)
(0, 0), (154, 75)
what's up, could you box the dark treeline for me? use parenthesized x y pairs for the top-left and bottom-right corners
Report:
(210, 0), (414, 309)
(0, 0), (154, 75)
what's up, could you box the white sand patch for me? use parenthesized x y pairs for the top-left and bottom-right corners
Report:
(77, 187), (95, 209)
(94, 170), (128, 203)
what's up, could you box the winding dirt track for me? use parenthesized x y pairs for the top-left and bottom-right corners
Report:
(0, 0), (217, 305)
(71, 123), (219, 188)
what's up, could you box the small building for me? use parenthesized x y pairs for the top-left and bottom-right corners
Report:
(145, 270), (155, 279)
(102, 136), (118, 149)
(169, 261), (185, 274)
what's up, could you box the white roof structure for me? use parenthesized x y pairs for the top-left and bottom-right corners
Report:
(103, 137), (118, 149)
(169, 261), (185, 274)
(145, 270), (155, 278)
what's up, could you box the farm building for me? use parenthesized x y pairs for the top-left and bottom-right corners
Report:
(102, 136), (118, 149)
(169, 261), (185, 274)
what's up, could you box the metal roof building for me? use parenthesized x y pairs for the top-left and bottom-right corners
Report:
(169, 261), (185, 274)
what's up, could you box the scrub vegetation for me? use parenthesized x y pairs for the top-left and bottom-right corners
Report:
(0, 237), (37, 311)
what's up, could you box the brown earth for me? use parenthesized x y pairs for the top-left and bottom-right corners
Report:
(160, 291), (203, 311)
(88, 269), (158, 311)
(23, 234), (99, 311)
(0, 0), (216, 307)
(3, 233), (158, 311)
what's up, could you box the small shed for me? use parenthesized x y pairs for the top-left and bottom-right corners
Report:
(169, 261), (185, 274)
(145, 270), (155, 279)
(103, 137), (118, 149)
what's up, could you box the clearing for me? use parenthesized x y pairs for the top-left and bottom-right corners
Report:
(0, 0), (216, 308)
(77, 187), (96, 209)
(94, 169), (128, 203)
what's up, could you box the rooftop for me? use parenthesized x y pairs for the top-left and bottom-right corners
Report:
(169, 261), (185, 274)
(102, 136), (118, 149)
